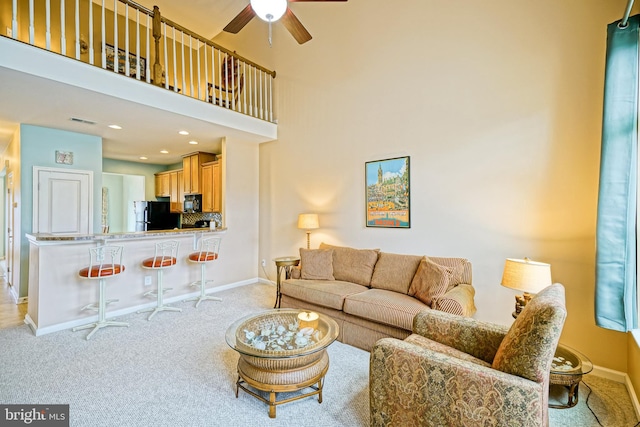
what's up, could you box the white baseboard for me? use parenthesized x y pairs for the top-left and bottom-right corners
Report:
(27, 278), (264, 337)
(8, 286), (26, 304)
(592, 365), (640, 420)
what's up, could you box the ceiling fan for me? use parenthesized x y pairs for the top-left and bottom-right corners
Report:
(224, 0), (347, 45)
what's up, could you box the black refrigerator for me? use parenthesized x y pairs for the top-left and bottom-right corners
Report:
(134, 201), (180, 231)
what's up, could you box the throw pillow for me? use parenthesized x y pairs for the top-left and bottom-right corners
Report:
(300, 248), (335, 280)
(408, 257), (453, 307)
(319, 243), (379, 286)
(370, 252), (423, 294)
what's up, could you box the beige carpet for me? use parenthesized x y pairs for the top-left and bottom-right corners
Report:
(0, 281), (637, 426)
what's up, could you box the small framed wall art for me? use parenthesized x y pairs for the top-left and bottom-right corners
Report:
(55, 150), (73, 165)
(365, 156), (410, 228)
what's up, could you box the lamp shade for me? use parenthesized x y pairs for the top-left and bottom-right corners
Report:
(501, 258), (552, 294)
(250, 0), (288, 22)
(297, 213), (319, 230)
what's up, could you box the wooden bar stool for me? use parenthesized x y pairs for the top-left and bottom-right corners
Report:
(137, 240), (181, 320)
(187, 236), (222, 308)
(72, 245), (128, 340)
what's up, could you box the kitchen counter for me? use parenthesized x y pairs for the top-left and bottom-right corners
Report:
(26, 227), (228, 336)
(26, 227), (226, 242)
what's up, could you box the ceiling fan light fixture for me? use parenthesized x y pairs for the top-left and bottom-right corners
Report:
(250, 0), (287, 22)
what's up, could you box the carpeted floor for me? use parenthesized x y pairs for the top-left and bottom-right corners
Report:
(0, 282), (637, 426)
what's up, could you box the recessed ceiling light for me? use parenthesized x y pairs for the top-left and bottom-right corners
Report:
(188, 140), (198, 145)
(139, 156), (148, 160)
(178, 130), (189, 135)
(108, 124), (122, 130)
(160, 150), (169, 154)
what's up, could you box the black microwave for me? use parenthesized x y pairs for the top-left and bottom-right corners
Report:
(184, 194), (202, 213)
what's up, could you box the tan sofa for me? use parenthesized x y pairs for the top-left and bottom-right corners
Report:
(280, 243), (476, 352)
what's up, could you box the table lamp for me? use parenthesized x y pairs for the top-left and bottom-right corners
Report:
(501, 257), (552, 318)
(297, 213), (319, 249)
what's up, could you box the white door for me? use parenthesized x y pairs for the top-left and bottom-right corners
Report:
(33, 168), (93, 234)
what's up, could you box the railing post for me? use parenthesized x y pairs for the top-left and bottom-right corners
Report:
(153, 6), (163, 86)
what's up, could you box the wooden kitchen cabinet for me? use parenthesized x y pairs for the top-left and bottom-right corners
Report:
(155, 169), (184, 212)
(154, 171), (170, 197)
(182, 152), (216, 194)
(169, 170), (181, 213)
(201, 160), (222, 213)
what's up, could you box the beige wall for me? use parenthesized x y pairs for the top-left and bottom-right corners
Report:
(217, 0), (632, 372)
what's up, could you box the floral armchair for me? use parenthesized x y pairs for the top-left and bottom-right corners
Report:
(369, 283), (566, 427)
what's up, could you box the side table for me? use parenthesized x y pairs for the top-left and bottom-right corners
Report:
(273, 256), (300, 308)
(549, 344), (593, 409)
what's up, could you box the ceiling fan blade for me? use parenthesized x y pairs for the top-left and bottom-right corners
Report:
(281, 8), (312, 44)
(223, 4), (256, 34)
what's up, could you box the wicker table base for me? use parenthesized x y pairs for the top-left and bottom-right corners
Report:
(235, 350), (330, 418)
(549, 345), (593, 409)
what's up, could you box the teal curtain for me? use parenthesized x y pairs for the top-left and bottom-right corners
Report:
(595, 15), (639, 332)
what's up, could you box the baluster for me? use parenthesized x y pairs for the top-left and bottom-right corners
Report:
(45, 0), (50, 50)
(101, 0), (106, 69)
(189, 36), (194, 97)
(11, 0), (17, 40)
(180, 31), (186, 93)
(113, 0), (118, 74)
(135, 9), (140, 80)
(231, 56), (235, 110)
(172, 26), (177, 91)
(88, 0), (94, 64)
(196, 40), (201, 100)
(223, 53), (229, 108)
(28, 0), (34, 45)
(204, 43), (209, 102)
(269, 73), (273, 122)
(75, 0), (80, 59)
(217, 48), (222, 106)
(146, 14), (150, 83)
(260, 70), (264, 120)
(243, 62), (248, 114)
(125, 5), (129, 77)
(59, 0), (65, 55)
(163, 22), (169, 89)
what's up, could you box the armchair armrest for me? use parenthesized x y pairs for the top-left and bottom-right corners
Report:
(370, 338), (545, 427)
(413, 309), (509, 364)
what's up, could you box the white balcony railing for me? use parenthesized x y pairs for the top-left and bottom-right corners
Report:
(2, 0), (276, 122)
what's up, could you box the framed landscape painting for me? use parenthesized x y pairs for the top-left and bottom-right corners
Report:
(365, 156), (410, 228)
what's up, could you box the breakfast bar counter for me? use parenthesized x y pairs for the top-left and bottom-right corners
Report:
(26, 228), (227, 336)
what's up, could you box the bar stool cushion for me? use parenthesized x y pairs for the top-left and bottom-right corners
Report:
(79, 264), (125, 278)
(142, 257), (177, 268)
(189, 252), (218, 262)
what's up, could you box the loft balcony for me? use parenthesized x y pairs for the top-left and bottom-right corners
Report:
(0, 0), (277, 162)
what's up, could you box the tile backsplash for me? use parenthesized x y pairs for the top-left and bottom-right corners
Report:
(182, 212), (222, 227)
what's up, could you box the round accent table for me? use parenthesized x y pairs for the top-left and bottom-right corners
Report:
(272, 256), (300, 308)
(549, 344), (593, 409)
(225, 309), (339, 418)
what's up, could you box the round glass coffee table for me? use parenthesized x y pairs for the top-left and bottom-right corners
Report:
(225, 309), (339, 418)
(549, 344), (593, 408)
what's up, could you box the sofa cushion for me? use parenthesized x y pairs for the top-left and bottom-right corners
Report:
(319, 243), (379, 287)
(280, 279), (368, 310)
(408, 257), (453, 307)
(343, 288), (429, 331)
(492, 284), (567, 383)
(370, 252), (423, 294)
(299, 248), (334, 280)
